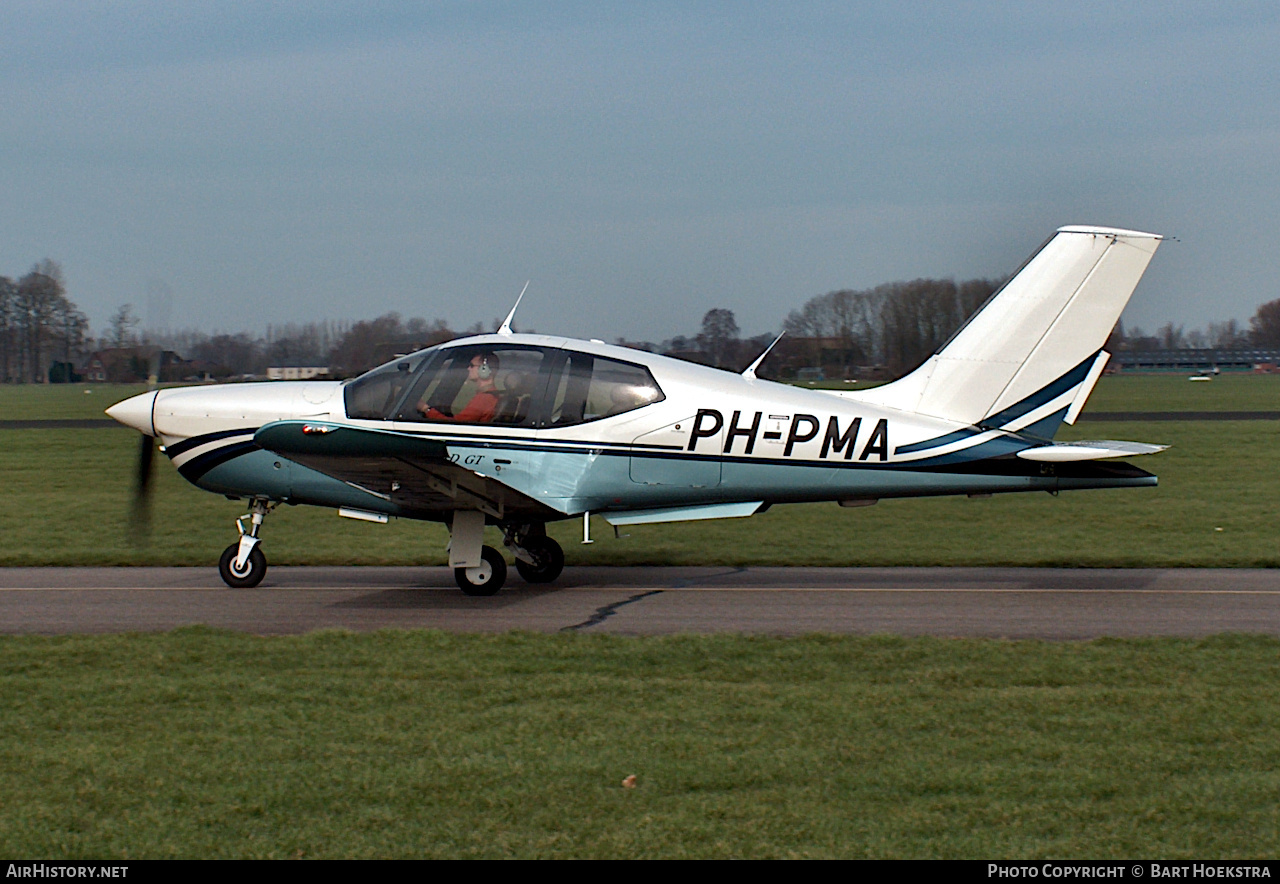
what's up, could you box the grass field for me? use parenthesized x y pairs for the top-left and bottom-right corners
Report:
(2, 375), (1277, 859)
(0, 375), (1276, 567)
(1081, 372), (1280, 413)
(1, 631), (1277, 859)
(0, 384), (151, 420)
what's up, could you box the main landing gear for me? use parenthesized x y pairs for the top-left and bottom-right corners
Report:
(447, 514), (565, 596)
(508, 529), (565, 585)
(453, 545), (507, 596)
(218, 498), (274, 588)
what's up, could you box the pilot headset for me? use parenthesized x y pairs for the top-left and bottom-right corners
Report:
(474, 355), (494, 380)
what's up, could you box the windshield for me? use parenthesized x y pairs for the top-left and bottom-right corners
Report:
(342, 347), (439, 420)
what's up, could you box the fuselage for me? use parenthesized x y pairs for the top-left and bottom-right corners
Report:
(106, 333), (1155, 522)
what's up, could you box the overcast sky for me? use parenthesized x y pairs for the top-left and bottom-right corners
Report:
(3, 2), (1277, 342)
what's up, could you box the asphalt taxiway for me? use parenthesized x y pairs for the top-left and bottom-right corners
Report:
(2, 566), (1278, 638)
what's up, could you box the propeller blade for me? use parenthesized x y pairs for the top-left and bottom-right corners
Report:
(128, 348), (163, 544)
(129, 432), (156, 540)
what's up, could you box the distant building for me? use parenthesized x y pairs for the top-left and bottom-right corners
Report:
(1112, 349), (1280, 372)
(266, 363), (330, 381)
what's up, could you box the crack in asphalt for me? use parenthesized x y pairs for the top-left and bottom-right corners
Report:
(561, 589), (665, 632)
(562, 567), (749, 631)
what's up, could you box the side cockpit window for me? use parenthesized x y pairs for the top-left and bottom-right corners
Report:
(345, 344), (662, 428)
(394, 346), (548, 427)
(546, 353), (663, 427)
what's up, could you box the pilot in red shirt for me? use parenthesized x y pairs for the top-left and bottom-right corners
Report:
(419, 353), (500, 423)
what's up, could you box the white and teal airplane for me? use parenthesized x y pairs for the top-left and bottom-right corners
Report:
(108, 225), (1166, 595)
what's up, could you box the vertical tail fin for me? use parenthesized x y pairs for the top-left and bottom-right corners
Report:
(858, 225), (1162, 433)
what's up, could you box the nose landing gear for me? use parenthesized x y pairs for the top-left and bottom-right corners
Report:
(218, 498), (274, 588)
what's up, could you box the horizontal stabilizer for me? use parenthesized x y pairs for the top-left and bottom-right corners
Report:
(1016, 440), (1168, 462)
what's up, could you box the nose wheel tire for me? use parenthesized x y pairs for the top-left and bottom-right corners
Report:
(455, 545), (507, 596)
(514, 536), (565, 584)
(219, 543), (267, 588)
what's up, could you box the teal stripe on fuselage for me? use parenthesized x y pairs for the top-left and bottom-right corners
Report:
(184, 433), (1153, 521)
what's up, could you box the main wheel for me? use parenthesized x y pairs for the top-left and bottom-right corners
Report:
(455, 545), (507, 596)
(219, 542), (267, 588)
(514, 535), (564, 584)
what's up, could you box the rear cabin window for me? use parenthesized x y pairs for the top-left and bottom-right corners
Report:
(546, 353), (663, 427)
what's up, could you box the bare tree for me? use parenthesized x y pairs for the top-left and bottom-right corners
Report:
(191, 332), (263, 377)
(1250, 298), (1280, 348)
(15, 260), (69, 382)
(877, 278), (999, 376)
(329, 313), (456, 376)
(781, 277), (997, 377)
(1157, 322), (1186, 350)
(697, 308), (740, 369)
(108, 303), (141, 349)
(0, 276), (14, 382)
(1208, 319), (1249, 350)
(783, 289), (875, 370)
(53, 302), (88, 379)
(266, 321), (333, 367)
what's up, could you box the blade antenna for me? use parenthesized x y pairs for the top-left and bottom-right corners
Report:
(742, 331), (785, 380)
(496, 281), (530, 336)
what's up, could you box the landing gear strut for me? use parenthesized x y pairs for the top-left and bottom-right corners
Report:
(218, 498), (273, 588)
(449, 510), (507, 596)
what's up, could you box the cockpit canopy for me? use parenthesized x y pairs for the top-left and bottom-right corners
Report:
(344, 343), (664, 427)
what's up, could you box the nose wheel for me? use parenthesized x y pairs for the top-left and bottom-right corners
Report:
(219, 543), (267, 588)
(218, 498), (273, 588)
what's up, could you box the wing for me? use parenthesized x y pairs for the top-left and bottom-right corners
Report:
(254, 420), (557, 521)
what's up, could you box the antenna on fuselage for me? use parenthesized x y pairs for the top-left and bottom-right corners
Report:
(496, 280), (530, 336)
(741, 331), (785, 380)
